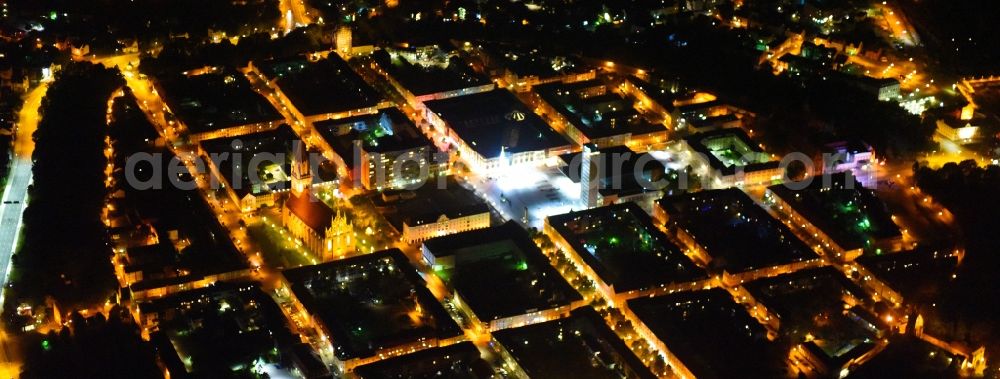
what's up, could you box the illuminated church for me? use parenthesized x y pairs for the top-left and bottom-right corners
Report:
(282, 144), (355, 261)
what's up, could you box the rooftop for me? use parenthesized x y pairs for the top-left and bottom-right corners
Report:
(143, 282), (295, 377)
(375, 46), (492, 96)
(627, 288), (788, 379)
(685, 128), (779, 175)
(856, 247), (959, 302)
(424, 89), (569, 158)
(493, 307), (656, 379)
(677, 99), (726, 116)
(546, 202), (706, 292)
(353, 342), (494, 379)
(557, 145), (670, 197)
(422, 221), (581, 321)
(767, 174), (901, 253)
(842, 71), (901, 89)
(689, 113), (740, 129)
(744, 267), (883, 365)
(121, 150), (248, 291)
(200, 124), (334, 199)
(823, 139), (872, 156)
(536, 79), (666, 140)
(847, 335), (960, 378)
(156, 68), (281, 134)
(658, 188), (815, 273)
(478, 42), (591, 79)
(281, 249), (461, 360)
(367, 176), (490, 232)
(285, 190), (336, 234)
(314, 108), (432, 168)
(260, 55), (382, 116)
(624, 75), (679, 112)
(778, 53), (827, 73)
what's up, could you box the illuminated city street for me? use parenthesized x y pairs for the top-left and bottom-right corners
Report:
(0, 81), (47, 379)
(875, 2), (920, 47)
(278, 0), (316, 35)
(0, 83), (46, 309)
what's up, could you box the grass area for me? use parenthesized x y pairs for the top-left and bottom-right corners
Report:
(773, 177), (900, 253)
(550, 204), (704, 290)
(315, 270), (429, 351)
(283, 251), (460, 360)
(710, 146), (752, 167)
(247, 222), (316, 269)
(157, 69), (281, 134)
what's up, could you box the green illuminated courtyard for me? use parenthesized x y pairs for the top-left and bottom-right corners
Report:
(768, 175), (901, 254)
(548, 203), (705, 292)
(703, 134), (764, 168)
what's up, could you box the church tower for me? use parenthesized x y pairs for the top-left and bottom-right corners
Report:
(335, 25), (352, 58)
(291, 141), (312, 197)
(323, 210), (356, 260)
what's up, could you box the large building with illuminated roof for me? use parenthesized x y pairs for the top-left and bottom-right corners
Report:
(533, 78), (669, 148)
(423, 89), (571, 172)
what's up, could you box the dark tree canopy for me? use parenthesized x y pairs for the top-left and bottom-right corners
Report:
(19, 307), (162, 379)
(5, 62), (123, 322)
(914, 161), (1000, 357)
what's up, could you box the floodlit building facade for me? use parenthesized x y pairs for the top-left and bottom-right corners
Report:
(282, 145), (356, 261)
(677, 128), (784, 188)
(423, 90), (571, 173)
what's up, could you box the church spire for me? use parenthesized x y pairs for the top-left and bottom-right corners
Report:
(291, 140), (312, 197)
